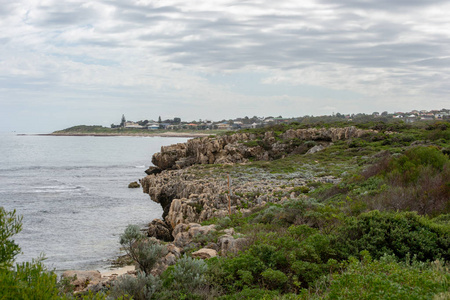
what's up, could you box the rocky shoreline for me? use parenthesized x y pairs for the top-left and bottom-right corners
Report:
(66, 126), (376, 292)
(141, 126), (373, 232)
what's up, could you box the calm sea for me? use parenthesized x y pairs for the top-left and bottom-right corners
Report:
(0, 133), (187, 272)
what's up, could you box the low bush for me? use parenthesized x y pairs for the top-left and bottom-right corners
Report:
(0, 257), (60, 300)
(161, 255), (208, 292)
(313, 252), (450, 300)
(261, 268), (288, 290)
(334, 210), (450, 262)
(119, 225), (168, 275)
(109, 271), (161, 300)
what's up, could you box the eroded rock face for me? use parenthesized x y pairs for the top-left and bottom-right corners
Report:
(141, 126), (370, 235)
(172, 223), (217, 248)
(151, 127), (374, 170)
(147, 219), (173, 242)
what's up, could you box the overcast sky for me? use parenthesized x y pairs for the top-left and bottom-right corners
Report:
(1, 0), (449, 132)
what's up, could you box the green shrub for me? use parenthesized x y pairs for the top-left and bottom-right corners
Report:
(236, 270), (253, 287)
(217, 288), (281, 300)
(290, 261), (323, 285)
(119, 225), (168, 275)
(249, 244), (287, 269)
(317, 252), (450, 300)
(387, 146), (449, 184)
(287, 225), (318, 241)
(109, 271), (161, 300)
(0, 208), (22, 269)
(0, 208), (68, 299)
(0, 256), (60, 300)
(251, 205), (284, 224)
(261, 268), (288, 290)
(359, 146), (450, 215)
(291, 186), (310, 195)
(163, 255), (208, 291)
(335, 210), (450, 262)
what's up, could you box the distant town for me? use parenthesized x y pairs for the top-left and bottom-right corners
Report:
(111, 109), (450, 131)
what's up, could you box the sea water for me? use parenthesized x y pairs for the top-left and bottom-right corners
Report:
(0, 133), (187, 272)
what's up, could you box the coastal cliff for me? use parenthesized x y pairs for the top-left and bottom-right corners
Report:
(141, 126), (374, 234)
(151, 126), (373, 170)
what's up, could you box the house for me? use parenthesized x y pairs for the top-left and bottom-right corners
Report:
(217, 123), (230, 130)
(125, 122), (145, 129)
(160, 123), (171, 129)
(406, 115), (417, 123)
(436, 112), (449, 120)
(147, 123), (160, 130)
(420, 115), (435, 121)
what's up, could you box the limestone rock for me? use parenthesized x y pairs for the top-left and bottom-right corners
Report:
(166, 243), (182, 258)
(192, 248), (218, 259)
(128, 181), (140, 188)
(61, 270), (102, 292)
(145, 166), (162, 175)
(306, 145), (325, 154)
(150, 127), (375, 171)
(218, 234), (248, 255)
(173, 223), (216, 248)
(147, 219), (173, 242)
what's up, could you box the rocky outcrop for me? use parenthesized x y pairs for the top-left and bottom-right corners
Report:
(140, 127), (368, 256)
(140, 165), (338, 233)
(61, 270), (102, 292)
(172, 223), (217, 248)
(151, 127), (374, 170)
(218, 233), (248, 255)
(147, 219), (173, 242)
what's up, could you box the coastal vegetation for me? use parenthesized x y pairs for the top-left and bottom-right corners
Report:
(51, 125), (226, 137)
(2, 118), (450, 299)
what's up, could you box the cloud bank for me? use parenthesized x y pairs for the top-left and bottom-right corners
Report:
(1, 0), (449, 131)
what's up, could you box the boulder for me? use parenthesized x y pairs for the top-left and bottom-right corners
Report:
(145, 166), (163, 175)
(147, 219), (173, 242)
(61, 270), (102, 292)
(191, 248), (217, 259)
(128, 181), (140, 188)
(218, 234), (248, 255)
(172, 223), (216, 248)
(306, 145), (325, 154)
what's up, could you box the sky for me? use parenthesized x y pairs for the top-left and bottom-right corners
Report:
(1, 0), (450, 133)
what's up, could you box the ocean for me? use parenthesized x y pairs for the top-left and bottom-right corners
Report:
(0, 133), (187, 272)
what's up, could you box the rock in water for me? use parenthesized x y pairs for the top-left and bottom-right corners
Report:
(128, 181), (140, 188)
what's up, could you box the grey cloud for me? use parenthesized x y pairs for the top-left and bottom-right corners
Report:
(414, 57), (450, 67)
(317, 0), (449, 11)
(31, 4), (99, 27)
(6, 0), (450, 100)
(0, 1), (21, 17)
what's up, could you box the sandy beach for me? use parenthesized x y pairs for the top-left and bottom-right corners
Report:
(101, 265), (136, 278)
